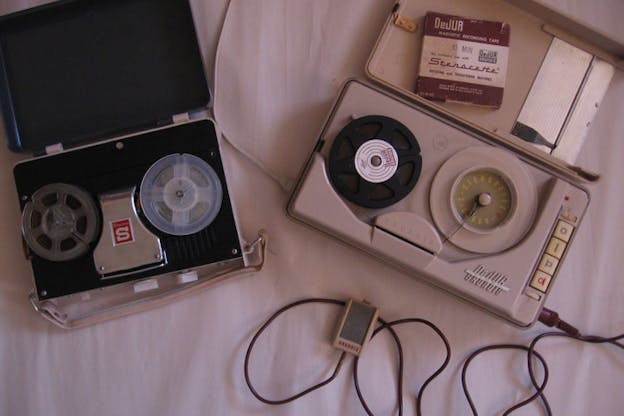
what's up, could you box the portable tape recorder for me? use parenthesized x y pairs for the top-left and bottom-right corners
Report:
(287, 0), (624, 327)
(0, 0), (264, 328)
(14, 121), (256, 305)
(288, 79), (588, 327)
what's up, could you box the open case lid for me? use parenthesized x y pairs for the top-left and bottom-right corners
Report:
(366, 0), (624, 183)
(0, 0), (210, 153)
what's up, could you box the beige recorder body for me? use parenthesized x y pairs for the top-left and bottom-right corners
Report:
(288, 0), (624, 327)
(289, 79), (587, 327)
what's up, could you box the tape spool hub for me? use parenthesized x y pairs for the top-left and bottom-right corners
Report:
(328, 115), (422, 209)
(21, 183), (101, 262)
(139, 153), (223, 236)
(451, 167), (514, 233)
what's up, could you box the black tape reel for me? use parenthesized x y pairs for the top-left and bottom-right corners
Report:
(328, 115), (422, 209)
(21, 183), (101, 262)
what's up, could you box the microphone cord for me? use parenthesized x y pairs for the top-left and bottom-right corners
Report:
(244, 297), (450, 416)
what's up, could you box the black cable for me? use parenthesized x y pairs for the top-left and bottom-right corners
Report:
(353, 318), (405, 416)
(460, 307), (624, 415)
(244, 298), (451, 415)
(525, 331), (624, 403)
(243, 298), (346, 404)
(461, 344), (551, 416)
(353, 318), (451, 416)
(246, 300), (623, 415)
(521, 309), (624, 412)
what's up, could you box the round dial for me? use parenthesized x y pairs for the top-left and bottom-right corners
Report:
(430, 147), (536, 254)
(452, 169), (513, 231)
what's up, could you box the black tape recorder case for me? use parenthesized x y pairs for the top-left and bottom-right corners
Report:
(0, 0), (264, 328)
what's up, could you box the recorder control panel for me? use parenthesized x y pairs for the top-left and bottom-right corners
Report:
(529, 217), (576, 293)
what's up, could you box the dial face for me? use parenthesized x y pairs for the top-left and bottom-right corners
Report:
(452, 169), (513, 231)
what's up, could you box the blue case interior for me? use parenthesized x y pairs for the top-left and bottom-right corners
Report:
(0, 0), (210, 153)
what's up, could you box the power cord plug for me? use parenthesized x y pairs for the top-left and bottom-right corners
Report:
(538, 307), (580, 336)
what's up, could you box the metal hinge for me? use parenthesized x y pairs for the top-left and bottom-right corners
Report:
(394, 14), (418, 32)
(172, 112), (191, 124)
(172, 109), (210, 124)
(44, 143), (64, 155)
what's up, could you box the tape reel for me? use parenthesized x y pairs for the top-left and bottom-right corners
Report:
(139, 153), (223, 236)
(328, 115), (422, 209)
(21, 183), (101, 262)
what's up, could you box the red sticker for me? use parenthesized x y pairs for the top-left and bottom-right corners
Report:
(110, 219), (134, 246)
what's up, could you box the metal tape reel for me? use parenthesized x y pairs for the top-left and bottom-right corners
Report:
(328, 115), (422, 209)
(21, 183), (101, 262)
(139, 153), (223, 236)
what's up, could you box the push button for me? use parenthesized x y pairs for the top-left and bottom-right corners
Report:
(553, 220), (574, 243)
(545, 237), (567, 259)
(538, 254), (559, 275)
(560, 211), (578, 223)
(527, 216), (576, 296)
(530, 270), (552, 293)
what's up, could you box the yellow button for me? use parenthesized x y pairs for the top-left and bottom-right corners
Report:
(530, 270), (552, 293)
(553, 220), (574, 243)
(538, 254), (559, 275)
(545, 237), (567, 259)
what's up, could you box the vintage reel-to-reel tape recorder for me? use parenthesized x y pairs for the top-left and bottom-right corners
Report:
(0, 0), (265, 328)
(288, 1), (624, 327)
(288, 79), (588, 327)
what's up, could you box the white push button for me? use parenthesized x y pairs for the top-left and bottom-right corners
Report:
(545, 237), (567, 259)
(538, 254), (559, 275)
(530, 270), (552, 293)
(553, 220), (574, 243)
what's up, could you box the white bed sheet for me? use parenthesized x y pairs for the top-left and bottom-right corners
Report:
(0, 1), (623, 415)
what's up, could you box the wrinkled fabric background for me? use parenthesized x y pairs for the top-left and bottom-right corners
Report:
(0, 1), (622, 415)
